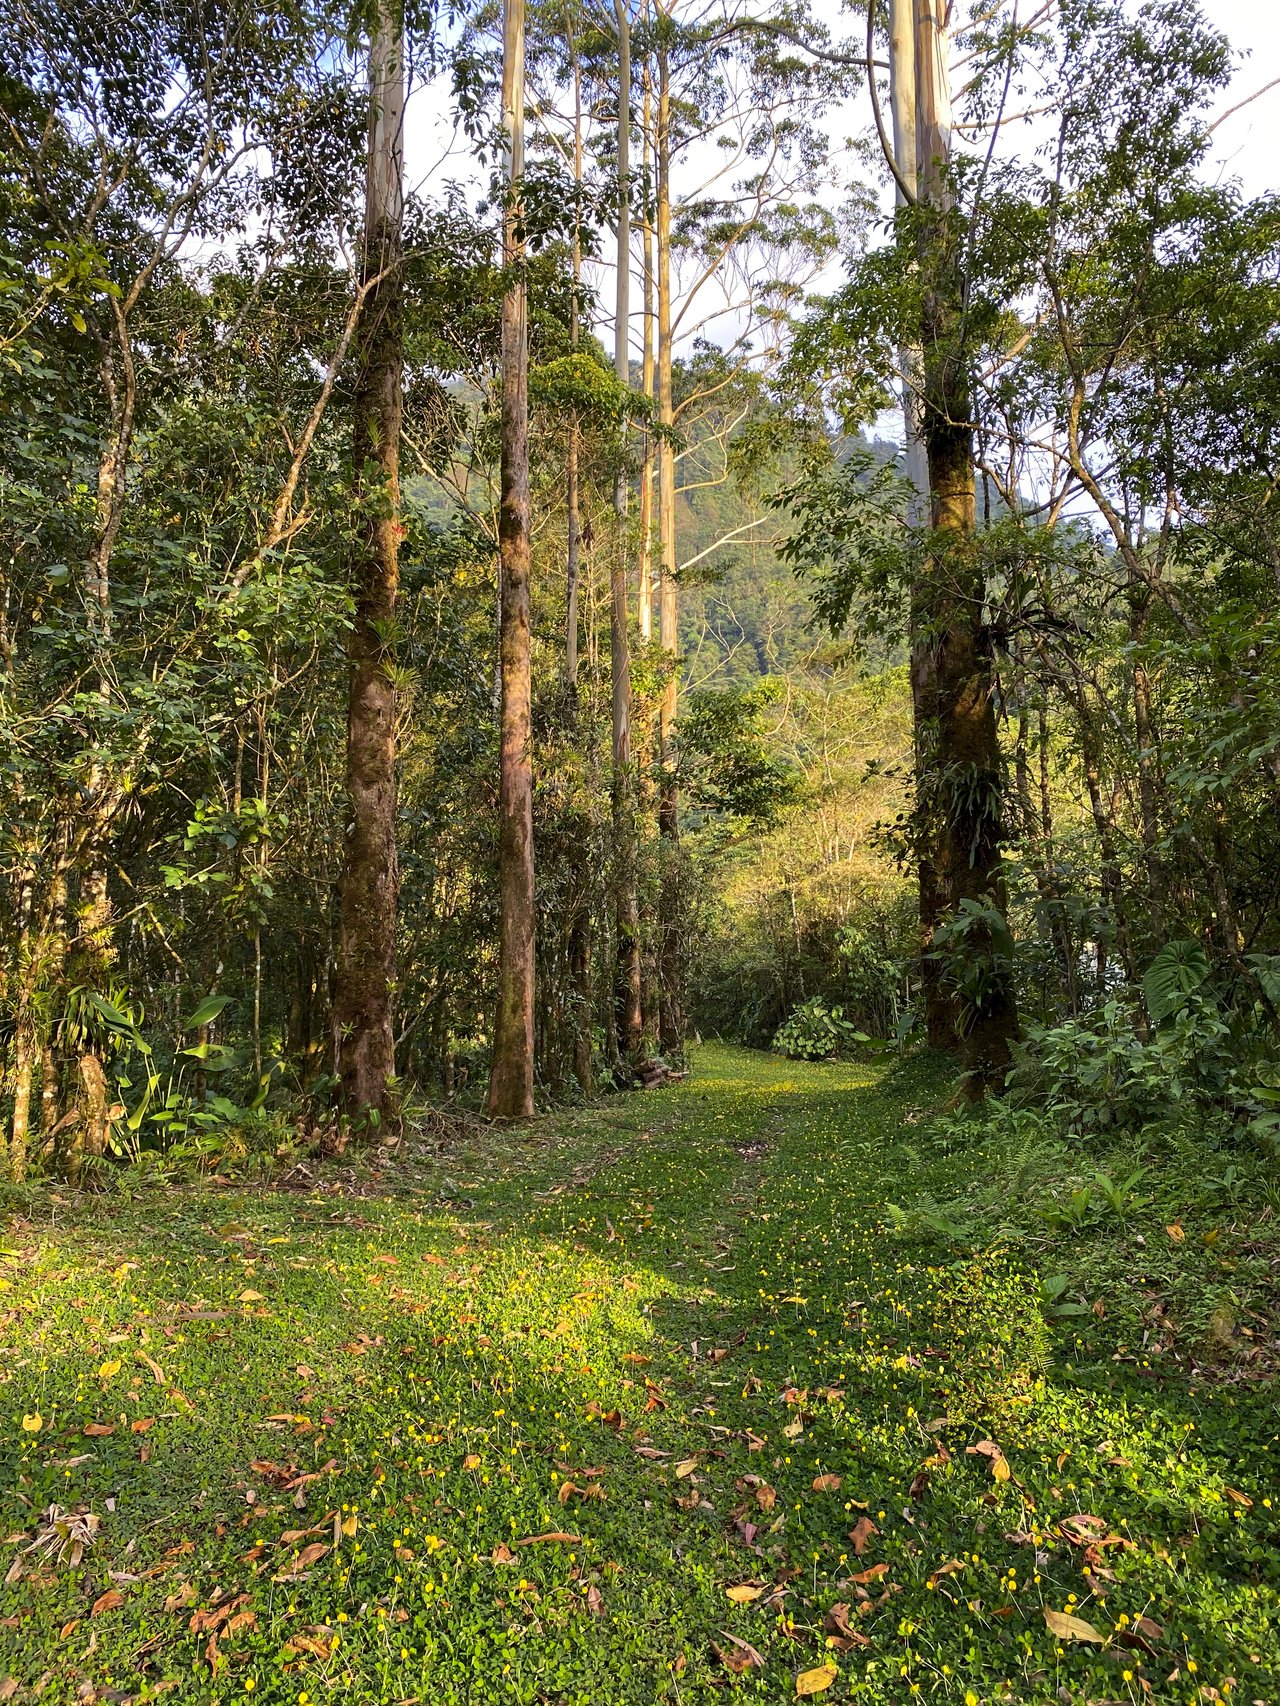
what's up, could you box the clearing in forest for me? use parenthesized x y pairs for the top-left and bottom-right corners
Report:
(1, 1045), (1276, 1703)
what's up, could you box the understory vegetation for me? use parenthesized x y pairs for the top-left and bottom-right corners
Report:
(3, 1047), (1277, 1704)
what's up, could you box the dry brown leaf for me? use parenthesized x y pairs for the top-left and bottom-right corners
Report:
(675, 1457), (701, 1479)
(811, 1473), (842, 1493)
(293, 1542), (329, 1569)
(491, 1542), (516, 1564)
(1224, 1487), (1253, 1509)
(926, 1559), (965, 1587)
(796, 1663), (838, 1695)
(1044, 1607), (1106, 1644)
(91, 1589), (125, 1616)
(83, 1423), (115, 1438)
(164, 1582), (196, 1612)
(586, 1583), (605, 1617)
(849, 1563), (889, 1585)
(517, 1532), (581, 1545)
(463, 1454), (482, 1471)
(131, 1417), (155, 1434)
(755, 1484), (777, 1512)
(848, 1515), (878, 1555)
(712, 1633), (765, 1675)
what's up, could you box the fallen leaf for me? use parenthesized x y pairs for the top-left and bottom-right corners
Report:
(164, 1583), (196, 1612)
(98, 1359), (121, 1379)
(796, 1663), (838, 1695)
(517, 1532), (581, 1545)
(491, 1543), (516, 1564)
(131, 1417), (155, 1434)
(1224, 1487), (1253, 1509)
(91, 1589), (126, 1616)
(293, 1542), (329, 1569)
(20, 1414), (41, 1433)
(237, 1289), (265, 1303)
(823, 1602), (872, 1651)
(966, 1440), (1011, 1481)
(926, 1559), (965, 1586)
(675, 1458), (701, 1479)
(812, 1474), (842, 1493)
(848, 1515), (878, 1555)
(0, 1681), (17, 1700)
(849, 1563), (889, 1585)
(1044, 1607), (1106, 1644)
(755, 1484), (777, 1512)
(725, 1583), (764, 1604)
(586, 1584), (605, 1617)
(1166, 1222), (1185, 1244)
(463, 1454), (482, 1471)
(712, 1633), (765, 1674)
(83, 1423), (115, 1437)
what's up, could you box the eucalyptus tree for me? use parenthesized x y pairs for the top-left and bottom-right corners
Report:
(333, 0), (408, 1128)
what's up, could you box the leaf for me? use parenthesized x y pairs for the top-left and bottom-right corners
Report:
(1166, 1222), (1185, 1244)
(713, 1633), (765, 1674)
(1044, 1607), (1106, 1644)
(823, 1602), (871, 1650)
(463, 1454), (482, 1471)
(848, 1515), (877, 1555)
(20, 1414), (41, 1433)
(1143, 940), (1209, 1025)
(966, 1439), (1011, 1480)
(237, 1289), (265, 1303)
(725, 1583), (764, 1603)
(675, 1457), (701, 1478)
(294, 1542), (329, 1568)
(131, 1417), (155, 1434)
(812, 1473), (842, 1492)
(164, 1582), (196, 1612)
(491, 1542), (516, 1564)
(83, 1422), (115, 1437)
(185, 994), (230, 1029)
(796, 1663), (838, 1695)
(517, 1532), (581, 1545)
(849, 1562), (889, 1585)
(782, 1418), (804, 1439)
(1224, 1486), (1253, 1509)
(98, 1360), (121, 1379)
(91, 1589), (126, 1615)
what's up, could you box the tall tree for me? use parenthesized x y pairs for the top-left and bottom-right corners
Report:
(488, 0), (537, 1117)
(894, 0), (1017, 1085)
(334, 0), (407, 1125)
(611, 0), (645, 1061)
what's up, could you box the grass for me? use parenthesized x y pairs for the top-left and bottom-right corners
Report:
(1, 1043), (1277, 1704)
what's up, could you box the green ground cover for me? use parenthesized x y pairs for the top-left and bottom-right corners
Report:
(1, 1045), (1276, 1704)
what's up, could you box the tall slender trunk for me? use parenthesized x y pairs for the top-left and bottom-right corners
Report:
(488, 0), (536, 1118)
(564, 34), (593, 1094)
(610, 0), (644, 1064)
(1127, 571), (1165, 940)
(334, 0), (405, 1127)
(907, 0), (1016, 1086)
(654, 32), (685, 1055)
(637, 60), (656, 645)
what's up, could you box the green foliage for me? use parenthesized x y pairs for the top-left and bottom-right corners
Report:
(923, 1248), (1050, 1422)
(3, 1045), (1278, 1703)
(771, 996), (870, 1061)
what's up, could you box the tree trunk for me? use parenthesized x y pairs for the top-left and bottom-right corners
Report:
(611, 0), (644, 1064)
(333, 0), (405, 1128)
(654, 34), (684, 1057)
(909, 0), (1017, 1087)
(488, 0), (536, 1119)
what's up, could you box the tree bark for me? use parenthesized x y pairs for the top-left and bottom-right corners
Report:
(334, 0), (405, 1127)
(908, 0), (1017, 1087)
(611, 0), (644, 1064)
(488, 0), (536, 1119)
(654, 32), (684, 1057)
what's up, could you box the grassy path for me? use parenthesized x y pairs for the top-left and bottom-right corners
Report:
(1, 1045), (1276, 1704)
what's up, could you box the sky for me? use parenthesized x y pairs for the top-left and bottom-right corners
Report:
(400, 0), (1280, 372)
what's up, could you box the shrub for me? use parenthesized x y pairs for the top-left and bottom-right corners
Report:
(772, 997), (868, 1061)
(921, 1248), (1049, 1422)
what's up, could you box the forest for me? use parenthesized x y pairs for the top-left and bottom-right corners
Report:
(1, 0), (1279, 1702)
